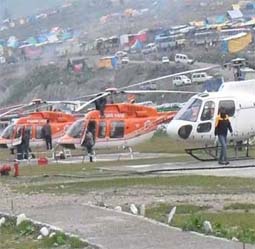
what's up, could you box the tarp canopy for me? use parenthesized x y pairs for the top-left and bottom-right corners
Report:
(232, 4), (240, 10)
(131, 39), (143, 50)
(7, 36), (18, 48)
(221, 32), (252, 53)
(26, 37), (37, 46)
(227, 10), (243, 19)
(206, 15), (226, 24)
(97, 56), (117, 69)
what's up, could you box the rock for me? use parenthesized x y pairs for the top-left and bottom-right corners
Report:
(16, 214), (27, 226)
(37, 235), (43, 240)
(40, 226), (50, 237)
(140, 204), (146, 216)
(49, 232), (56, 238)
(232, 237), (239, 242)
(167, 206), (176, 224)
(0, 217), (6, 227)
(130, 204), (138, 215)
(203, 220), (213, 234)
(60, 185), (65, 189)
(114, 206), (122, 212)
(98, 201), (105, 207)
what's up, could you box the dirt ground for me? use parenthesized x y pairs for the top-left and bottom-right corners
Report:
(1, 179), (255, 215)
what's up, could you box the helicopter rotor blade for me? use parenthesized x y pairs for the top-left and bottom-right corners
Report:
(120, 65), (219, 90)
(0, 103), (34, 118)
(122, 90), (199, 94)
(73, 93), (104, 100)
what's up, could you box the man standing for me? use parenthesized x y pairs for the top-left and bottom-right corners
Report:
(42, 119), (52, 150)
(215, 108), (233, 165)
(82, 130), (95, 162)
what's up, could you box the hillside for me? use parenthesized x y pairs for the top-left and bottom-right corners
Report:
(0, 0), (240, 105)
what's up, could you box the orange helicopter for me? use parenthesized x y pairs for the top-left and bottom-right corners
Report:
(0, 102), (79, 149)
(58, 102), (176, 150)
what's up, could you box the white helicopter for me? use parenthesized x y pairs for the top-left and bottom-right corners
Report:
(166, 79), (255, 161)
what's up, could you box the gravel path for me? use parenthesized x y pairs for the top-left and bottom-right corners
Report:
(14, 203), (255, 249)
(1, 182), (254, 249)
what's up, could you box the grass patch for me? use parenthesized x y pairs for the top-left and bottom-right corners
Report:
(0, 218), (89, 249)
(14, 175), (255, 195)
(224, 203), (255, 211)
(146, 203), (210, 223)
(146, 203), (255, 244)
(175, 213), (255, 244)
(134, 132), (186, 154)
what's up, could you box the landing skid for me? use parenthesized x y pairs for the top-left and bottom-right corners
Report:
(185, 142), (253, 162)
(118, 145), (134, 160)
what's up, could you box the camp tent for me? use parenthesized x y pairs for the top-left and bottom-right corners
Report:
(97, 56), (117, 69)
(227, 10), (243, 20)
(221, 32), (252, 53)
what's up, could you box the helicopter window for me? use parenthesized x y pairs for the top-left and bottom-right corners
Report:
(110, 121), (125, 138)
(98, 121), (106, 138)
(36, 126), (43, 139)
(66, 120), (85, 138)
(218, 100), (235, 117)
(175, 98), (202, 122)
(1, 124), (15, 139)
(201, 101), (215, 121)
(197, 122), (212, 133)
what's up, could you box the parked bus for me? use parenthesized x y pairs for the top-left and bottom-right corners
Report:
(155, 34), (186, 50)
(193, 31), (219, 45)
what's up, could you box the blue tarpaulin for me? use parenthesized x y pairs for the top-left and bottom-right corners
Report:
(111, 56), (118, 68)
(203, 78), (224, 92)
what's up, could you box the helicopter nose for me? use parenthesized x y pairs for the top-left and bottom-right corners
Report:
(167, 121), (193, 140)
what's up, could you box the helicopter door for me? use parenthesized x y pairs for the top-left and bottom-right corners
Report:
(217, 100), (236, 134)
(197, 101), (215, 141)
(98, 121), (106, 139)
(80, 121), (97, 145)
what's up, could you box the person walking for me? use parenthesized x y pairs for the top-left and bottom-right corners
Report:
(82, 130), (95, 162)
(22, 128), (31, 159)
(215, 108), (233, 165)
(42, 119), (52, 150)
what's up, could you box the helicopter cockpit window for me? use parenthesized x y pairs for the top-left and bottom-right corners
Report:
(2, 124), (15, 139)
(98, 121), (106, 138)
(218, 100), (235, 117)
(36, 126), (43, 139)
(66, 120), (85, 138)
(175, 98), (202, 122)
(201, 101), (215, 121)
(15, 126), (33, 139)
(110, 121), (125, 138)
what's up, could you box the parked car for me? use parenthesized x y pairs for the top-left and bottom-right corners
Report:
(121, 56), (129, 64)
(172, 75), (191, 86)
(161, 56), (170, 64)
(115, 50), (127, 58)
(191, 72), (213, 83)
(142, 43), (157, 54)
(139, 82), (157, 90)
(175, 53), (194, 64)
